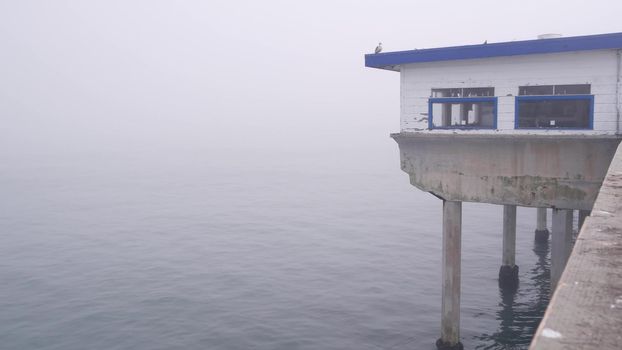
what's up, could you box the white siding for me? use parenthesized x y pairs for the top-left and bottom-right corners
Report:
(400, 50), (621, 134)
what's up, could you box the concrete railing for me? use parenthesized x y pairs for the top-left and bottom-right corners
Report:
(530, 142), (622, 349)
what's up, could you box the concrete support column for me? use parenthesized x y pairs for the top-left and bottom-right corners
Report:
(436, 200), (464, 350)
(578, 210), (590, 231)
(551, 209), (574, 291)
(535, 207), (550, 243)
(499, 205), (519, 289)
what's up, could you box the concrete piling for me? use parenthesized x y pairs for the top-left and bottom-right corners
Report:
(499, 205), (519, 289)
(578, 210), (590, 230)
(534, 208), (549, 243)
(436, 200), (464, 350)
(551, 209), (573, 290)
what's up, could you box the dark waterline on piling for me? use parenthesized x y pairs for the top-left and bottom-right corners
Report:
(1, 148), (549, 350)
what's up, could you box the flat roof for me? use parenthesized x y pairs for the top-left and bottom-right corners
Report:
(365, 32), (622, 71)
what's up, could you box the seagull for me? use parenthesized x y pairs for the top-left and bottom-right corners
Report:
(375, 42), (382, 54)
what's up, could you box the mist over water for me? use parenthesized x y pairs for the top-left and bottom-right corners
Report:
(1, 144), (549, 350)
(8, 1), (617, 348)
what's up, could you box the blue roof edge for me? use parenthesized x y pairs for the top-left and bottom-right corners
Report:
(365, 32), (622, 70)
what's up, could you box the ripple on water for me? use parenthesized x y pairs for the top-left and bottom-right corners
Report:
(0, 152), (549, 349)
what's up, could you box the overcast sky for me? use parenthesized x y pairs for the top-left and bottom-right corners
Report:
(2, 0), (622, 156)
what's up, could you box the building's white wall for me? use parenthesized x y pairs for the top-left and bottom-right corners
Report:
(400, 50), (620, 134)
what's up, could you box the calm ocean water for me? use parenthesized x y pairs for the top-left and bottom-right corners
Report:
(1, 145), (550, 349)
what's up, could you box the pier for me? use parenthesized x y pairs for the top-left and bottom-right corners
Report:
(365, 32), (622, 348)
(392, 133), (620, 349)
(529, 143), (622, 349)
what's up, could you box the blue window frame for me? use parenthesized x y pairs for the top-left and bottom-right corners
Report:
(515, 95), (594, 129)
(428, 97), (498, 129)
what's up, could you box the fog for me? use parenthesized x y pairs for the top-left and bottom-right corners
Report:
(2, 0), (622, 157)
(1, 3), (621, 348)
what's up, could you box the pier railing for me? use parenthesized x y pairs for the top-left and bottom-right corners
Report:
(530, 142), (622, 349)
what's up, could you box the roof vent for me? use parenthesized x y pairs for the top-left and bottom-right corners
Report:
(537, 33), (562, 39)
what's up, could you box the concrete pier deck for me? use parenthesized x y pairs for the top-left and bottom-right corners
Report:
(530, 143), (622, 349)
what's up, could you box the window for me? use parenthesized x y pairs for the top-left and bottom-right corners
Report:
(429, 88), (496, 129)
(432, 87), (494, 98)
(515, 84), (593, 129)
(518, 84), (591, 96)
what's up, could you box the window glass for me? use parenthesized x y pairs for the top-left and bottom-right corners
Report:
(519, 84), (590, 95)
(463, 88), (494, 97)
(432, 87), (493, 98)
(554, 84), (591, 95)
(517, 98), (591, 128)
(519, 86), (554, 95)
(430, 101), (496, 128)
(516, 84), (592, 129)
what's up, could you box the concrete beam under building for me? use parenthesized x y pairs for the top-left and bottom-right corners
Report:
(393, 133), (621, 210)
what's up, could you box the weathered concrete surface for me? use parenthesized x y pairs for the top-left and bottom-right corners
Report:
(537, 208), (548, 231)
(535, 207), (550, 243)
(439, 201), (463, 350)
(578, 210), (590, 230)
(392, 133), (621, 210)
(499, 205), (519, 289)
(502, 205), (517, 267)
(550, 209), (573, 291)
(530, 142), (622, 349)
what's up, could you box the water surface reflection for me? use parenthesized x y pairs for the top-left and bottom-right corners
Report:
(474, 238), (550, 349)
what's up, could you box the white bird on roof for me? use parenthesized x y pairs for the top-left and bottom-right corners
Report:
(375, 42), (382, 54)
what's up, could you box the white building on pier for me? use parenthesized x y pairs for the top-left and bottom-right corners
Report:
(366, 32), (622, 135)
(365, 32), (622, 350)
